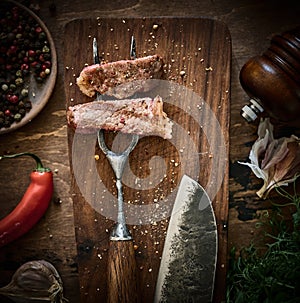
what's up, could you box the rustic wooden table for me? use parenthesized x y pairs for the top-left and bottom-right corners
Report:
(0, 1), (299, 302)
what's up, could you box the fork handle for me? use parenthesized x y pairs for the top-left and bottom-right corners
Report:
(107, 240), (140, 303)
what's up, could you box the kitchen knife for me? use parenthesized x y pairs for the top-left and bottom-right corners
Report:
(154, 174), (218, 303)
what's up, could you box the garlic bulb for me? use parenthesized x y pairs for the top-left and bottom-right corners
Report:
(0, 260), (68, 303)
(239, 118), (300, 198)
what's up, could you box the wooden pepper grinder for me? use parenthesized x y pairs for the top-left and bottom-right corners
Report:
(240, 26), (300, 129)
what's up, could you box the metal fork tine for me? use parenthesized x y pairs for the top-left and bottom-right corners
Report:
(93, 37), (100, 64)
(130, 35), (136, 59)
(93, 38), (102, 101)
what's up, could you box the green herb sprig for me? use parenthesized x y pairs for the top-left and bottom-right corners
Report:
(227, 183), (300, 303)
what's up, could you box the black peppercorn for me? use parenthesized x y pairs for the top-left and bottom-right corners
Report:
(0, 1), (52, 129)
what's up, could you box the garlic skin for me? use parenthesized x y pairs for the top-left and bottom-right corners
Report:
(0, 260), (67, 303)
(239, 118), (300, 198)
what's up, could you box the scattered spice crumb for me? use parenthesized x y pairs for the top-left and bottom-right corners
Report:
(54, 197), (62, 205)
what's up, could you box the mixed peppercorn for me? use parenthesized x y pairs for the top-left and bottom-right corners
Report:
(0, 2), (52, 129)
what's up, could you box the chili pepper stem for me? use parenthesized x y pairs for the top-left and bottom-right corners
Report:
(0, 152), (50, 172)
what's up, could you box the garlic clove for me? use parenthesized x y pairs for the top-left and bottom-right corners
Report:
(272, 141), (300, 184)
(0, 260), (67, 303)
(239, 118), (300, 198)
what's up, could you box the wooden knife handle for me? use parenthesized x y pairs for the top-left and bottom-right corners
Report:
(107, 240), (139, 303)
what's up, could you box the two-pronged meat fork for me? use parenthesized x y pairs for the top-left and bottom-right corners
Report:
(93, 36), (140, 303)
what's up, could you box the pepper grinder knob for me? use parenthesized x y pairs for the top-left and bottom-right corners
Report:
(240, 26), (300, 128)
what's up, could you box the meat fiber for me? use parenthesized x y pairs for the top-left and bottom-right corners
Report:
(76, 55), (165, 98)
(67, 96), (173, 139)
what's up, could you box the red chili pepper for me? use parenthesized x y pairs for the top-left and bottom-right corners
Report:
(0, 152), (53, 247)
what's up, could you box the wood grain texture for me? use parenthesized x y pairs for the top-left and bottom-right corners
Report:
(107, 241), (139, 303)
(64, 17), (231, 302)
(0, 1), (299, 303)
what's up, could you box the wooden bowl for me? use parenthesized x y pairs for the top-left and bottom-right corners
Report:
(0, 0), (57, 135)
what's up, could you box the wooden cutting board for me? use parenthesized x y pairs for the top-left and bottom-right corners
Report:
(64, 17), (231, 303)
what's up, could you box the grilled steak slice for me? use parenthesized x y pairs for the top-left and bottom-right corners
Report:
(76, 55), (165, 98)
(67, 96), (173, 139)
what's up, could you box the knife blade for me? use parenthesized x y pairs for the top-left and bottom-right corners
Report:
(154, 174), (218, 303)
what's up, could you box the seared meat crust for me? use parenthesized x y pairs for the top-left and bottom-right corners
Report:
(67, 96), (173, 139)
(76, 55), (165, 98)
